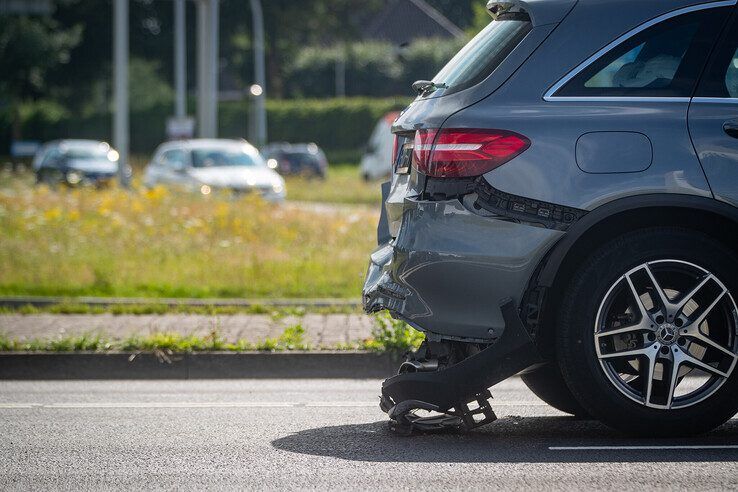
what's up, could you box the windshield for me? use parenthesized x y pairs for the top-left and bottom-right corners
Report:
(432, 13), (531, 93)
(191, 147), (264, 168)
(63, 145), (109, 160)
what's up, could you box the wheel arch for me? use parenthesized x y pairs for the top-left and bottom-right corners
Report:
(531, 194), (738, 357)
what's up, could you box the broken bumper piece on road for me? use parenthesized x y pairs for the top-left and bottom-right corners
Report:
(376, 298), (542, 434)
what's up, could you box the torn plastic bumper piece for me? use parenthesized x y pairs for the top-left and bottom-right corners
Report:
(380, 299), (542, 434)
(385, 390), (498, 435)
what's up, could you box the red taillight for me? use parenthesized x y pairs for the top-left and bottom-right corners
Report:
(412, 128), (530, 178)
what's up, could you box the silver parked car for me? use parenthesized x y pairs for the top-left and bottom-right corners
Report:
(143, 139), (286, 202)
(365, 0), (738, 436)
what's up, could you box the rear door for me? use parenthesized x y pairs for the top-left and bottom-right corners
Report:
(688, 8), (738, 206)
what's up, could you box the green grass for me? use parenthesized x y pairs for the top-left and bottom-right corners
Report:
(0, 314), (423, 353)
(0, 302), (361, 316)
(0, 167), (379, 299)
(283, 165), (382, 205)
(363, 312), (425, 352)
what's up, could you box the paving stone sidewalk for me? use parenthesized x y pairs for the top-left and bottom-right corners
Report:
(0, 314), (375, 346)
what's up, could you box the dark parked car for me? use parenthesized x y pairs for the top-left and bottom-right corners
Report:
(261, 142), (328, 179)
(364, 0), (738, 436)
(32, 140), (129, 187)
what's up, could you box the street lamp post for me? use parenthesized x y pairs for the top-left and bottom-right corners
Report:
(249, 0), (266, 147)
(174, 0), (186, 119)
(113, 0), (129, 187)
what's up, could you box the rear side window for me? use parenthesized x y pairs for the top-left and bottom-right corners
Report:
(696, 11), (738, 98)
(159, 149), (188, 169)
(729, 51), (738, 97)
(554, 8), (728, 98)
(432, 12), (531, 94)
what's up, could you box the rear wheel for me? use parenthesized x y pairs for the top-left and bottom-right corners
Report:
(36, 168), (61, 186)
(521, 364), (589, 417)
(557, 228), (738, 436)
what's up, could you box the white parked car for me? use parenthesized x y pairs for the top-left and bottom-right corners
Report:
(144, 139), (286, 202)
(360, 112), (400, 181)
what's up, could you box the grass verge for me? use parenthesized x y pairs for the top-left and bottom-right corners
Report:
(283, 165), (382, 205)
(0, 313), (423, 353)
(0, 167), (378, 298)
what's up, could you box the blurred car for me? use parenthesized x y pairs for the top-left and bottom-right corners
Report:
(261, 142), (328, 179)
(143, 139), (286, 202)
(359, 112), (399, 181)
(32, 139), (127, 187)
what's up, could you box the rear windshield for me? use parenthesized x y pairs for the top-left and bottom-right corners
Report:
(432, 12), (531, 94)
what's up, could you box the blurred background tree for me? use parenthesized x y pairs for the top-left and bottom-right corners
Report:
(0, 0), (485, 156)
(0, 14), (81, 139)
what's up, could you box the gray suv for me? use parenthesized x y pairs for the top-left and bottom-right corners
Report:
(364, 0), (738, 436)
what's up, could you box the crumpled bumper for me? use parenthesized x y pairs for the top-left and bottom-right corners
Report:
(380, 298), (544, 418)
(363, 195), (564, 341)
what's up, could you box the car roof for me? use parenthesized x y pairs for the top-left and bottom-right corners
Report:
(48, 139), (108, 148)
(263, 142), (322, 150)
(487, 0), (732, 27)
(156, 138), (258, 153)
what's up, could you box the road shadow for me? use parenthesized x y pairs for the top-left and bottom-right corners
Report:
(272, 416), (738, 463)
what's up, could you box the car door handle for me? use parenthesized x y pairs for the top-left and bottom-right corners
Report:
(723, 121), (738, 139)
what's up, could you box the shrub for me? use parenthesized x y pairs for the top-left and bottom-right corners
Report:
(364, 312), (425, 353)
(3, 96), (410, 157)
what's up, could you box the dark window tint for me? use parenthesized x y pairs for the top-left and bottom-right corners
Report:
(696, 10), (738, 98)
(555, 8), (728, 98)
(432, 12), (531, 94)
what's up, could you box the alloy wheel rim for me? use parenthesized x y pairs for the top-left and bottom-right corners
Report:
(594, 259), (738, 410)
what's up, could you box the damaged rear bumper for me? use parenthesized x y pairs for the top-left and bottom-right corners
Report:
(362, 191), (564, 431)
(381, 298), (543, 417)
(363, 195), (564, 341)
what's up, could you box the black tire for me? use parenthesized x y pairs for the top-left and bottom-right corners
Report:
(521, 363), (590, 417)
(36, 168), (59, 186)
(557, 227), (738, 436)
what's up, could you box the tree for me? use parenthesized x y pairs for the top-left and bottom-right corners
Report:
(0, 15), (81, 139)
(257, 0), (382, 97)
(466, 1), (492, 36)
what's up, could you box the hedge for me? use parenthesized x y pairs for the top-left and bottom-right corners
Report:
(0, 97), (411, 159)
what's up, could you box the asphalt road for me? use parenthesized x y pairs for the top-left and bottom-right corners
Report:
(1, 378), (737, 490)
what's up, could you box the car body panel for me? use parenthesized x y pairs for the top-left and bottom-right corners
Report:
(364, 196), (563, 340)
(364, 0), (738, 344)
(187, 166), (279, 190)
(689, 99), (738, 207)
(472, 97), (712, 210)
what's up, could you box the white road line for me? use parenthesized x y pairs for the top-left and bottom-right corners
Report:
(549, 445), (738, 451)
(0, 401), (549, 409)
